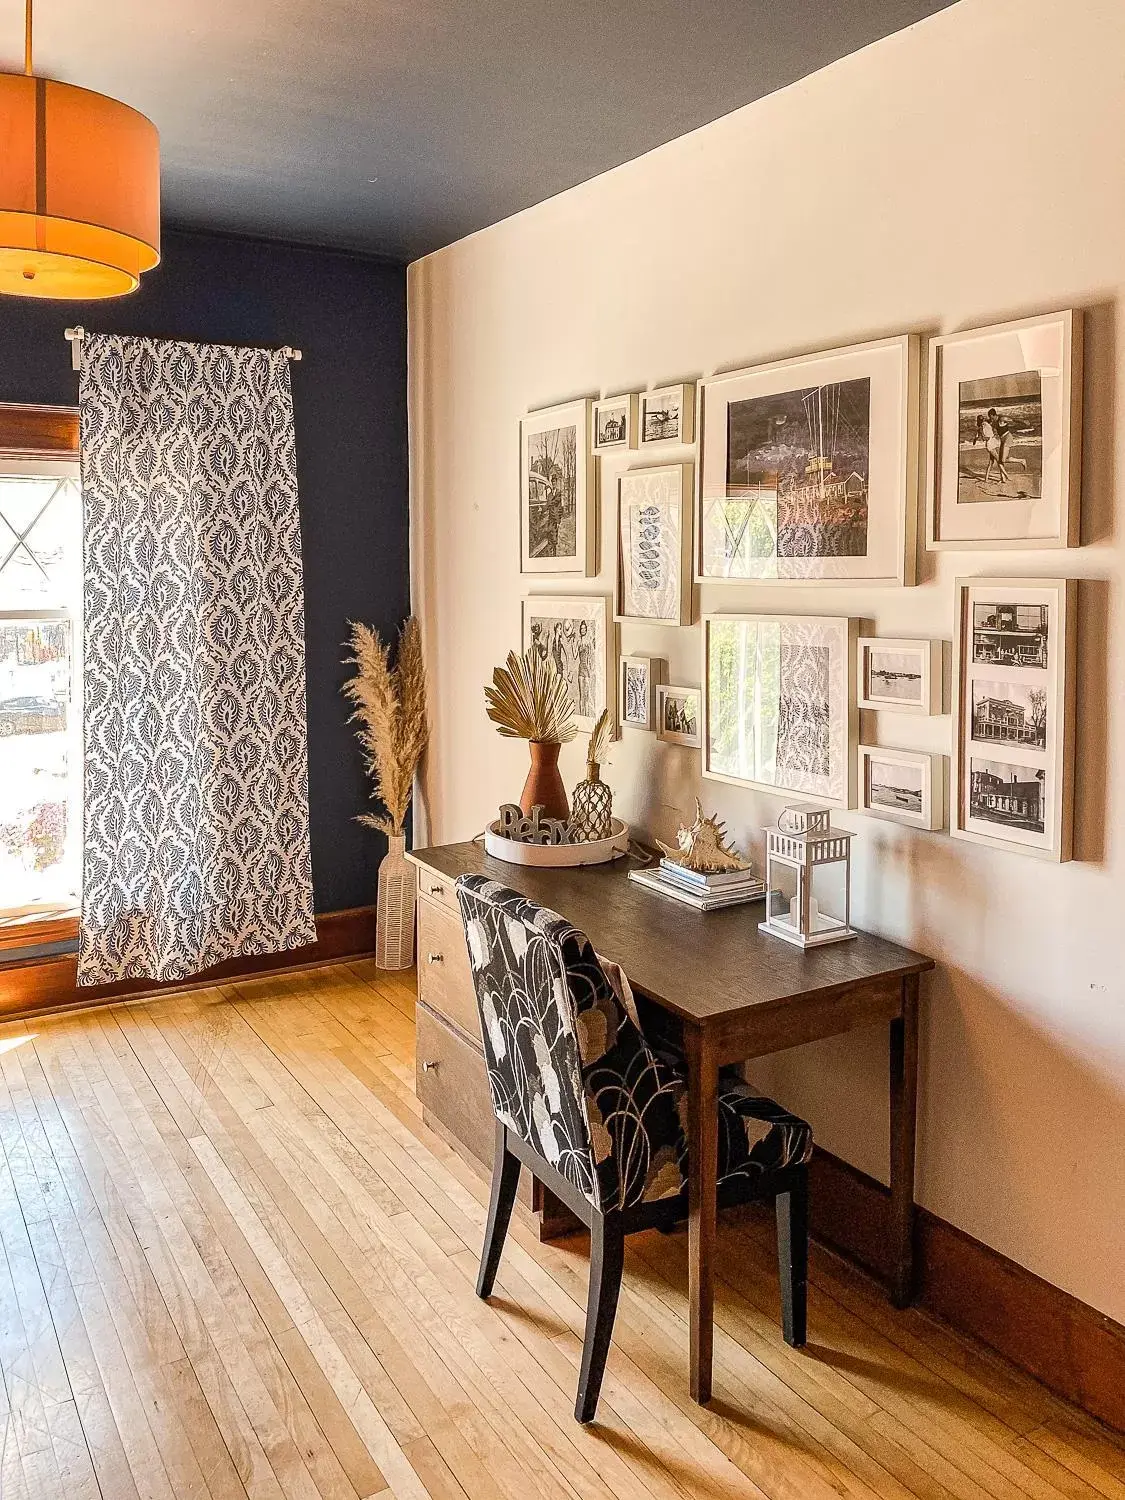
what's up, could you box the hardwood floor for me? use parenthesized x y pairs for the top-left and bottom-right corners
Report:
(0, 962), (1121, 1500)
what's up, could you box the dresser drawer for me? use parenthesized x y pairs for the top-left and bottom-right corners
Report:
(415, 864), (458, 911)
(417, 898), (480, 1040)
(416, 1003), (506, 1182)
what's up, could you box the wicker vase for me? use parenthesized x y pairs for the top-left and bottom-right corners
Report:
(376, 831), (415, 970)
(570, 763), (613, 842)
(520, 740), (569, 821)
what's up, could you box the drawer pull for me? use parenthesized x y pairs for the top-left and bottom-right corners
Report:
(428, 883), (445, 896)
(421, 1059), (439, 1072)
(427, 952), (443, 964)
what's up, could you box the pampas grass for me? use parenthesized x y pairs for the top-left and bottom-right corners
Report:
(343, 617), (429, 837)
(485, 648), (577, 743)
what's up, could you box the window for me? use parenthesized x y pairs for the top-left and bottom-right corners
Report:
(0, 407), (81, 948)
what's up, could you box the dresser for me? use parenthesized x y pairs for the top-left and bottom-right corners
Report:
(407, 856), (575, 1238)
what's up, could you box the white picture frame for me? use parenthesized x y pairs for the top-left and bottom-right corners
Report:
(696, 334), (919, 586)
(926, 310), (1082, 550)
(520, 398), (597, 576)
(593, 394), (638, 454)
(702, 613), (858, 807)
(856, 636), (943, 715)
(859, 746), (945, 830)
(639, 383), (695, 448)
(522, 594), (615, 734)
(620, 655), (665, 731)
(615, 463), (694, 626)
(656, 684), (702, 748)
(950, 576), (1076, 861)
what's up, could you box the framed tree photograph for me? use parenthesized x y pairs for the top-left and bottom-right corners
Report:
(927, 310), (1082, 549)
(593, 394), (638, 454)
(856, 637), (943, 714)
(950, 577), (1076, 861)
(615, 463), (693, 626)
(522, 594), (615, 733)
(620, 654), (664, 731)
(639, 383), (695, 448)
(656, 684), (702, 748)
(702, 613), (857, 806)
(520, 399), (597, 575)
(859, 746), (945, 830)
(696, 335), (918, 585)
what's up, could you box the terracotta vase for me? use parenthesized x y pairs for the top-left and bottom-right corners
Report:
(520, 740), (569, 822)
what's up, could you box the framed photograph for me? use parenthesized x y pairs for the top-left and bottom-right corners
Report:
(657, 684), (702, 748)
(703, 614), (857, 806)
(620, 655), (665, 731)
(639, 383), (695, 448)
(859, 746), (945, 830)
(856, 637), (942, 714)
(522, 595), (615, 733)
(696, 335), (918, 585)
(615, 463), (693, 626)
(593, 394), (638, 454)
(927, 310), (1082, 549)
(520, 399), (597, 576)
(951, 577), (1076, 861)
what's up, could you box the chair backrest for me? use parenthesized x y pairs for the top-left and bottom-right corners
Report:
(456, 872), (679, 1213)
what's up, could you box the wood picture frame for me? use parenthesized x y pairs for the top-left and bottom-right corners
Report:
(950, 576), (1076, 861)
(620, 655), (665, 731)
(656, 684), (702, 748)
(859, 746), (945, 830)
(521, 594), (615, 734)
(614, 462), (694, 626)
(638, 383), (695, 449)
(696, 335), (919, 586)
(520, 398), (597, 576)
(856, 636), (943, 715)
(926, 310), (1082, 550)
(702, 613), (858, 807)
(593, 394), (638, 454)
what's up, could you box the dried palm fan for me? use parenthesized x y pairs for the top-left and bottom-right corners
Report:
(485, 649), (577, 743)
(343, 617), (429, 837)
(571, 708), (614, 842)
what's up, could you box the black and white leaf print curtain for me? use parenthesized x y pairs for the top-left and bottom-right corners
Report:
(77, 333), (317, 986)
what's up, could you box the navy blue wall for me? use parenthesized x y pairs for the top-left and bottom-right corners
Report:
(0, 228), (409, 914)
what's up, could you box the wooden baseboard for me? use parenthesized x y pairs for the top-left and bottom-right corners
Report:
(809, 1147), (1125, 1433)
(0, 905), (379, 1022)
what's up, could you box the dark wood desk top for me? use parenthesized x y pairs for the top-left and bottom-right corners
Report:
(411, 842), (933, 1029)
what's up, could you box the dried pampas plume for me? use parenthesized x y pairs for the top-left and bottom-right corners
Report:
(343, 617), (429, 838)
(485, 648), (577, 743)
(586, 708), (613, 770)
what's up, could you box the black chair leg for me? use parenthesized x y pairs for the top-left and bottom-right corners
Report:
(477, 1122), (521, 1299)
(776, 1166), (809, 1347)
(575, 1214), (625, 1423)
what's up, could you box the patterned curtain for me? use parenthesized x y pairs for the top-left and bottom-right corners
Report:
(77, 333), (317, 986)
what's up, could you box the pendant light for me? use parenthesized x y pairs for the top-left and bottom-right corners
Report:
(0, 0), (160, 299)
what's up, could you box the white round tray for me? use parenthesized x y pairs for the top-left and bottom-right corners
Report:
(485, 818), (629, 867)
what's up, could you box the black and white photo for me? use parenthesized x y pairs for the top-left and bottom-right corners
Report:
(969, 758), (1046, 835)
(521, 594), (613, 732)
(639, 383), (694, 448)
(867, 649), (922, 704)
(869, 758), (923, 814)
(593, 395), (636, 453)
(957, 371), (1043, 503)
(520, 399), (595, 575)
(972, 601), (1049, 670)
(859, 745), (943, 828)
(971, 679), (1047, 750)
(657, 684), (702, 747)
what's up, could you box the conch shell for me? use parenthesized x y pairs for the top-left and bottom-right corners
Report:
(656, 799), (752, 874)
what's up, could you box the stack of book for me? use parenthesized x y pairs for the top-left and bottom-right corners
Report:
(628, 858), (766, 911)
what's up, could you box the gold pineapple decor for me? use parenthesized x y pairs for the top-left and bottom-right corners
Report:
(570, 709), (614, 842)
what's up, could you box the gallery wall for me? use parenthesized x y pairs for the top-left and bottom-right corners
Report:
(0, 228), (410, 915)
(408, 0), (1124, 1322)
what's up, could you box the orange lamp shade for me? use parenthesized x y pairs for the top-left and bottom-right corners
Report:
(0, 73), (160, 299)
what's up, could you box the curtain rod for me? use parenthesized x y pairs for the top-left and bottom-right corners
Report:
(63, 326), (303, 372)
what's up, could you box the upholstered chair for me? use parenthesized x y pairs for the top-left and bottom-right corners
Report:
(456, 873), (813, 1423)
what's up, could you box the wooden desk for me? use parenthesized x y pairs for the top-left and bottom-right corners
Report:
(410, 842), (934, 1405)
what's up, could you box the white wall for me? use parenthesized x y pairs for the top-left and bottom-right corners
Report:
(408, 0), (1125, 1323)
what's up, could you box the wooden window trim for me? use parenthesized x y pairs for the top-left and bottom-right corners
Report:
(0, 404), (81, 951)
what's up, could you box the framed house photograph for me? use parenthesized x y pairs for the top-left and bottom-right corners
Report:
(639, 383), (695, 448)
(615, 463), (694, 626)
(927, 310), (1082, 549)
(703, 613), (857, 806)
(593, 394), (638, 454)
(522, 594), (615, 733)
(620, 655), (665, 731)
(856, 636), (943, 714)
(657, 684), (702, 748)
(859, 745), (945, 830)
(951, 577), (1076, 861)
(520, 399), (597, 576)
(696, 335), (918, 585)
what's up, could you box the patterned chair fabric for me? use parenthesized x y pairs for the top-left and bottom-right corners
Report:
(456, 874), (812, 1214)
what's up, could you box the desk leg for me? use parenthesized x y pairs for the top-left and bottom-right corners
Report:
(889, 973), (919, 1308)
(685, 1025), (719, 1403)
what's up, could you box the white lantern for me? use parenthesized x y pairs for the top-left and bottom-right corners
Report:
(759, 806), (857, 949)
